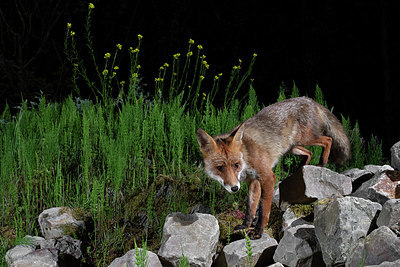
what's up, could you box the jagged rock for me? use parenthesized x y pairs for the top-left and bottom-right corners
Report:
(158, 212), (219, 267)
(40, 235), (82, 259)
(377, 199), (400, 229)
(365, 259), (400, 267)
(5, 235), (45, 266)
(216, 233), (277, 267)
(341, 168), (374, 192)
(267, 263), (284, 267)
(352, 169), (400, 205)
(38, 207), (86, 239)
(364, 165), (394, 174)
(281, 207), (311, 232)
(108, 248), (162, 267)
(346, 226), (400, 267)
(279, 166), (352, 208)
(273, 224), (323, 267)
(391, 141), (400, 170)
(6, 248), (58, 267)
(272, 182), (281, 208)
(314, 196), (381, 266)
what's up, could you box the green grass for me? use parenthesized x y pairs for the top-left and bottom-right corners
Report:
(0, 3), (385, 266)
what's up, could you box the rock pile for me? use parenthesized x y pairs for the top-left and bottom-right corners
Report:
(5, 142), (400, 266)
(5, 207), (86, 266)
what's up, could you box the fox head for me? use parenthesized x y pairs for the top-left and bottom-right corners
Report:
(196, 125), (246, 193)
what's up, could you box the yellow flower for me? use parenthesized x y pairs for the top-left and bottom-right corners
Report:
(253, 53), (258, 57)
(88, 3), (95, 9)
(173, 53), (181, 59)
(160, 66), (164, 70)
(102, 69), (108, 75)
(133, 48), (139, 53)
(129, 47), (134, 53)
(218, 73), (223, 77)
(70, 31), (76, 37)
(239, 59), (242, 64)
(187, 51), (193, 57)
(120, 81), (126, 86)
(200, 55), (206, 59)
(104, 53), (111, 59)
(197, 45), (203, 50)
(137, 65), (141, 69)
(163, 63), (169, 68)
(73, 63), (78, 67)
(114, 66), (119, 70)
(132, 73), (138, 78)
(67, 23), (72, 29)
(137, 34), (143, 40)
(214, 75), (219, 80)
(116, 43), (122, 50)
(203, 61), (210, 69)
(189, 39), (195, 44)
(199, 75), (205, 80)
(112, 72), (117, 76)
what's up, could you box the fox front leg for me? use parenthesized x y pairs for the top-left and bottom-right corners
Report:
(234, 179), (261, 231)
(247, 170), (276, 240)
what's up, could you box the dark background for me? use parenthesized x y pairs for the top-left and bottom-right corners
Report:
(1, 0), (399, 158)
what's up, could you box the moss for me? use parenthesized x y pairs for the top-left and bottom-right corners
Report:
(266, 203), (284, 240)
(60, 224), (80, 239)
(289, 202), (315, 218)
(58, 206), (72, 216)
(71, 207), (91, 222)
(216, 211), (244, 241)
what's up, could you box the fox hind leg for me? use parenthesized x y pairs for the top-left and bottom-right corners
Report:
(291, 136), (333, 167)
(291, 145), (313, 165)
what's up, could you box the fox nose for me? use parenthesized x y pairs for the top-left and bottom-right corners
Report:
(231, 186), (239, 192)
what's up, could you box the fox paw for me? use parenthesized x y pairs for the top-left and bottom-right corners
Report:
(247, 228), (263, 240)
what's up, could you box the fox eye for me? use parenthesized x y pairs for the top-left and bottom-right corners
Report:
(216, 166), (224, 172)
(233, 162), (240, 170)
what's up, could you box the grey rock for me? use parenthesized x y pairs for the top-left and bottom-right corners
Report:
(41, 235), (82, 259)
(273, 224), (323, 267)
(365, 259), (400, 267)
(158, 212), (219, 267)
(377, 199), (400, 229)
(216, 233), (277, 267)
(314, 196), (381, 266)
(5, 235), (45, 266)
(5, 245), (36, 266)
(281, 207), (311, 232)
(341, 168), (374, 192)
(272, 182), (281, 209)
(364, 165), (394, 174)
(352, 170), (400, 205)
(38, 207), (85, 239)
(267, 263), (284, 267)
(346, 226), (400, 267)
(280, 166), (352, 207)
(108, 248), (162, 267)
(6, 248), (58, 267)
(391, 141), (400, 170)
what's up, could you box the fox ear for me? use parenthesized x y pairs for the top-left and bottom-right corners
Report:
(231, 123), (245, 148)
(196, 128), (217, 154)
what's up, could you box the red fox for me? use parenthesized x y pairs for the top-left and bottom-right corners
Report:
(196, 96), (350, 239)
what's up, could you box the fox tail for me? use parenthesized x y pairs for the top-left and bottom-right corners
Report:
(322, 109), (351, 165)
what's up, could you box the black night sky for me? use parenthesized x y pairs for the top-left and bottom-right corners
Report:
(1, 0), (399, 158)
